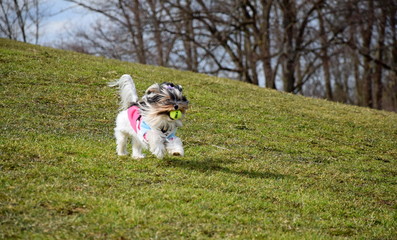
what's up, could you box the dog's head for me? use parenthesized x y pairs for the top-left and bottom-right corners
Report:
(140, 82), (189, 122)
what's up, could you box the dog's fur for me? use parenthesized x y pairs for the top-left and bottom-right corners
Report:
(109, 74), (189, 159)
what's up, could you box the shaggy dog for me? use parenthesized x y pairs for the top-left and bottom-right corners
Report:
(109, 74), (189, 159)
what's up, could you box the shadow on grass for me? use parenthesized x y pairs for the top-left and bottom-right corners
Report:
(163, 158), (290, 180)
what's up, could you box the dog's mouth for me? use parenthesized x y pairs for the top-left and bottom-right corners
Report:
(157, 111), (178, 120)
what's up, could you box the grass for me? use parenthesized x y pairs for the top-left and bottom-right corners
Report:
(1, 38), (396, 239)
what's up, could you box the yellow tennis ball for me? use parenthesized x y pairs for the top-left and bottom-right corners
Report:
(169, 110), (182, 120)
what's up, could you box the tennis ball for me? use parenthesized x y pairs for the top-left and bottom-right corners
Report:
(169, 110), (182, 120)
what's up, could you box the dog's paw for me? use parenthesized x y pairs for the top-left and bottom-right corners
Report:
(167, 147), (184, 157)
(132, 153), (146, 159)
(168, 150), (183, 157)
(117, 151), (129, 156)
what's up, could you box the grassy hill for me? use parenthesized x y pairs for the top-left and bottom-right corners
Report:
(1, 38), (396, 239)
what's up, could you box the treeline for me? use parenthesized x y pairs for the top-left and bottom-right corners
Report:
(0, 0), (41, 44)
(2, 0), (396, 111)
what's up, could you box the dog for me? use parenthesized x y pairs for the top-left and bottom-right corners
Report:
(108, 74), (189, 159)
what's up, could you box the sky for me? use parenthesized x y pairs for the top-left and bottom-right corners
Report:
(40, 0), (98, 46)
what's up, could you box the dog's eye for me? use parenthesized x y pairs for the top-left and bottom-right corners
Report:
(148, 95), (162, 103)
(164, 99), (173, 105)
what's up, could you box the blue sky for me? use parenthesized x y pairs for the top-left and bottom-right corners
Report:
(40, 0), (98, 46)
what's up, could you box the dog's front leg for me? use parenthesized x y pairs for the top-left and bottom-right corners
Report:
(146, 130), (166, 159)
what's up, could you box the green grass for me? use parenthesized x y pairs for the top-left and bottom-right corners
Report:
(1, 38), (396, 239)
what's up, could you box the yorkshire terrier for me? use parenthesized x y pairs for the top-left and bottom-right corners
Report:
(109, 74), (189, 159)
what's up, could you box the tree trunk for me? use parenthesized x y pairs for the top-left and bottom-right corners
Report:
(374, 11), (386, 110)
(13, 0), (27, 42)
(281, 0), (296, 92)
(388, 2), (397, 111)
(182, 0), (198, 72)
(318, 8), (332, 100)
(261, 0), (275, 89)
(362, 0), (374, 108)
(240, 0), (257, 85)
(131, 0), (147, 64)
(147, 0), (164, 66)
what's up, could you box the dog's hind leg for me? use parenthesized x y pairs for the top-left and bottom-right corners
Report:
(132, 138), (145, 159)
(115, 129), (129, 156)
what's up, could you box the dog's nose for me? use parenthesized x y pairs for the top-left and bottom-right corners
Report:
(174, 105), (179, 110)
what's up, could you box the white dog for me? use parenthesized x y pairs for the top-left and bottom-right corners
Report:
(109, 74), (189, 159)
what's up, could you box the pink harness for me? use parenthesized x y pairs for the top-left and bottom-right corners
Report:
(127, 106), (148, 142)
(127, 106), (142, 133)
(127, 106), (176, 143)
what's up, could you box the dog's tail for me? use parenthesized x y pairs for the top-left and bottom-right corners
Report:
(108, 74), (138, 110)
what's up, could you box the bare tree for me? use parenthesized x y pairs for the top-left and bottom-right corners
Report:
(0, 0), (43, 43)
(59, 0), (397, 111)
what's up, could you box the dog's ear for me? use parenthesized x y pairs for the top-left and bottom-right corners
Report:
(161, 82), (183, 92)
(176, 85), (183, 92)
(145, 83), (161, 95)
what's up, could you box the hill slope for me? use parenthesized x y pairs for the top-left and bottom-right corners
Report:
(1, 39), (396, 239)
